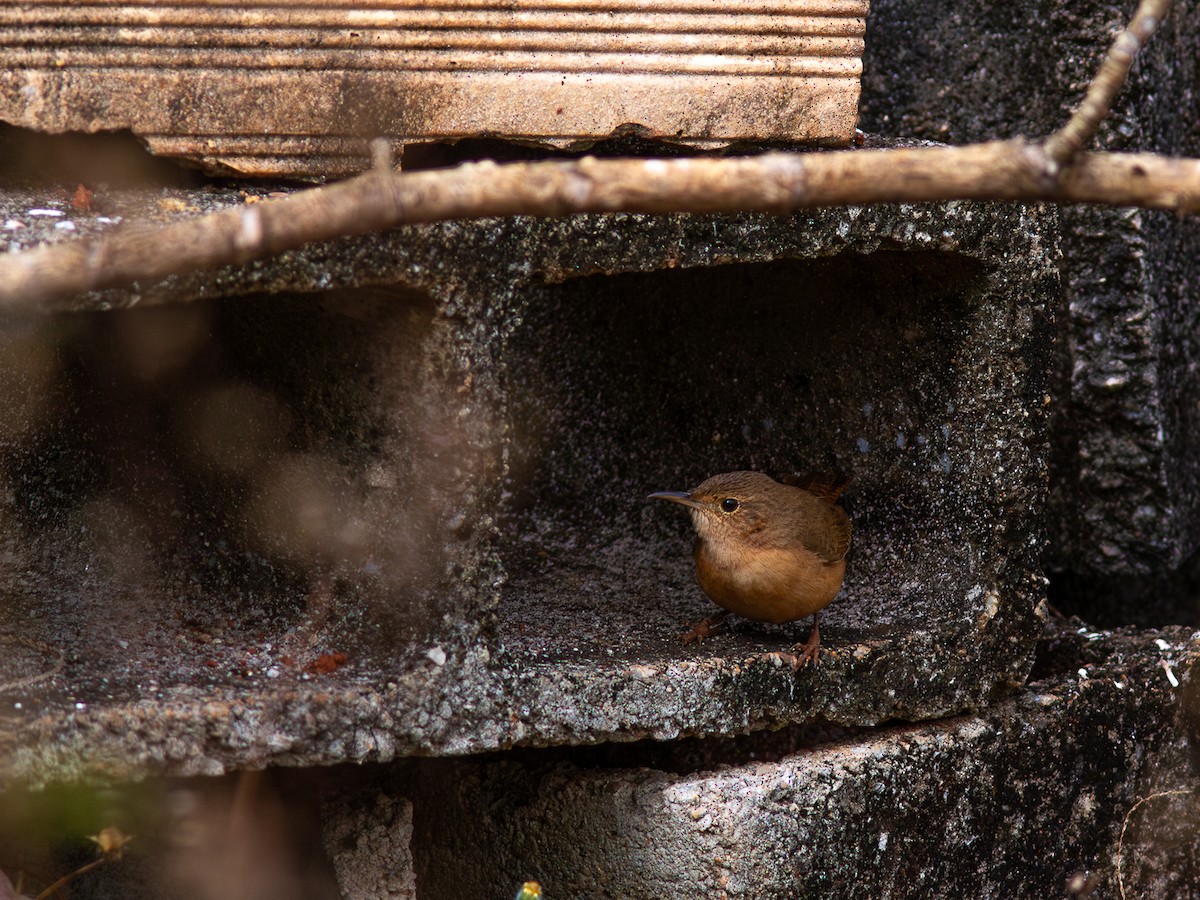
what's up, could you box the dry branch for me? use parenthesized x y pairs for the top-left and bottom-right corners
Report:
(0, 0), (1188, 312)
(1043, 0), (1173, 170)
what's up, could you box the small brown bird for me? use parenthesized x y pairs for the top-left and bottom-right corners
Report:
(648, 470), (851, 667)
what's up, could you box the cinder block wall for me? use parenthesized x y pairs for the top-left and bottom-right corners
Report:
(1, 1), (1200, 897)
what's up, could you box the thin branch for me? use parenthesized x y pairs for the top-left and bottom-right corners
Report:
(2, 143), (1199, 312)
(1042, 0), (1174, 170)
(0, 0), (1187, 311)
(1115, 788), (1191, 899)
(34, 858), (105, 900)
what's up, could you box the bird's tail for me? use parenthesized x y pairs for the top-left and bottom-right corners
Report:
(782, 472), (851, 503)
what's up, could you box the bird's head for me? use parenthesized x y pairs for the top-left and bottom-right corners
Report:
(647, 470), (782, 543)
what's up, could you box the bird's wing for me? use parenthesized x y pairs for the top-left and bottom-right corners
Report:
(795, 491), (852, 562)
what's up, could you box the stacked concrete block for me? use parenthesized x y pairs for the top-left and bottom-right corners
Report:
(0, 189), (1058, 786)
(3, 626), (1191, 898)
(3, 1), (1200, 892)
(407, 628), (1200, 899)
(860, 0), (1200, 615)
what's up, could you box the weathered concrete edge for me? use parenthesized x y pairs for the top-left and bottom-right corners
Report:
(0, 611), (1033, 789)
(407, 625), (1200, 899)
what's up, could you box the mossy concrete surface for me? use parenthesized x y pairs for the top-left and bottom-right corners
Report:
(1, 189), (1057, 786)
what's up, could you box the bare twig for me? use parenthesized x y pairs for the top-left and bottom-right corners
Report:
(1042, 0), (1175, 170)
(32, 828), (132, 900)
(1115, 788), (1191, 899)
(0, 635), (64, 694)
(0, 0), (1188, 312)
(33, 858), (105, 900)
(2, 145), (1199, 312)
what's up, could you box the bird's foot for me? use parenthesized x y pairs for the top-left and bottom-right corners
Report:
(780, 621), (822, 670)
(793, 638), (822, 669)
(765, 645), (820, 672)
(680, 613), (730, 646)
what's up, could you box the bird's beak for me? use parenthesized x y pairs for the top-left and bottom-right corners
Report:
(647, 491), (706, 512)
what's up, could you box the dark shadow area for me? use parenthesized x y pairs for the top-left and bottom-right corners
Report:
(1048, 552), (1200, 629)
(396, 131), (844, 172)
(0, 286), (455, 711)
(399, 133), (702, 171)
(0, 124), (205, 190)
(497, 252), (1005, 664)
(398, 131), (888, 174)
(1027, 616), (1119, 682)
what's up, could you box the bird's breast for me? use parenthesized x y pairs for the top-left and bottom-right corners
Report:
(693, 537), (846, 624)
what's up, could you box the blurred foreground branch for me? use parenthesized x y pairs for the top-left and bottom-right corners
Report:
(0, 0), (1185, 312)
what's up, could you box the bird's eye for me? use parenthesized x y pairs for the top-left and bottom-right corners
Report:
(721, 498), (739, 513)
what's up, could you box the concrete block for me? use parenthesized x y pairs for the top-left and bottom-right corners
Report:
(0, 186), (1056, 785)
(409, 625), (1200, 899)
(859, 0), (1200, 586)
(1, 628), (1194, 898)
(322, 791), (416, 900)
(0, 1), (868, 177)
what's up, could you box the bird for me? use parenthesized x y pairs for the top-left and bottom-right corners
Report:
(648, 470), (851, 668)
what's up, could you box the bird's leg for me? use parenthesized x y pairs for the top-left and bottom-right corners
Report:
(680, 610), (731, 646)
(792, 611), (822, 668)
(769, 612), (823, 671)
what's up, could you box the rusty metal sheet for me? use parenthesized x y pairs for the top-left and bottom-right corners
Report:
(0, 0), (868, 177)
